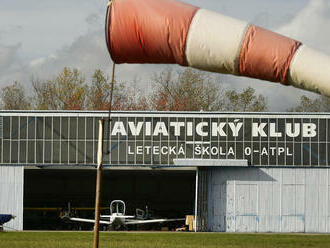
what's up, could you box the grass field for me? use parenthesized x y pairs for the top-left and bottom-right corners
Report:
(1, 232), (330, 248)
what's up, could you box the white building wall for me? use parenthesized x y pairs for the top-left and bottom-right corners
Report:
(0, 166), (24, 231)
(208, 167), (330, 232)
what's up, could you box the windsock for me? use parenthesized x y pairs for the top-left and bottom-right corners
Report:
(105, 0), (330, 96)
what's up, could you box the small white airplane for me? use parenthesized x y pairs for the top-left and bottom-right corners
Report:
(62, 200), (184, 230)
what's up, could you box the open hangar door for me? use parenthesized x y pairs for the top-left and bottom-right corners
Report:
(24, 168), (195, 230)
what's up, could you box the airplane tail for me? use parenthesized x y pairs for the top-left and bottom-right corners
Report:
(135, 205), (150, 220)
(59, 202), (75, 220)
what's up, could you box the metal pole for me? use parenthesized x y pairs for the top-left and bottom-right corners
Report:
(106, 63), (116, 154)
(194, 167), (199, 232)
(93, 119), (104, 248)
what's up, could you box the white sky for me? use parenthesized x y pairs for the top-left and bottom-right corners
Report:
(1, 0), (329, 110)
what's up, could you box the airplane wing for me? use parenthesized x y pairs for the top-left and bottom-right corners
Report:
(64, 216), (111, 225)
(124, 218), (185, 225)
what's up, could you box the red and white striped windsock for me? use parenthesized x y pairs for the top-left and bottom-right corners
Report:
(105, 0), (330, 96)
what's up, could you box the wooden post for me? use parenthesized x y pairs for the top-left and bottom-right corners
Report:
(93, 119), (104, 248)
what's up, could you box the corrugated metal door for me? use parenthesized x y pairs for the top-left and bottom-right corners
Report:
(208, 167), (330, 233)
(196, 168), (208, 231)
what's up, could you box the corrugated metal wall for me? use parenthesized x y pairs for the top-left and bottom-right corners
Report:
(196, 168), (209, 231)
(0, 166), (24, 231)
(208, 167), (330, 232)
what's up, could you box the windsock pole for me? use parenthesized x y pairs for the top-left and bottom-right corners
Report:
(92, 2), (117, 244)
(93, 61), (115, 247)
(93, 0), (116, 240)
(93, 119), (104, 248)
(106, 63), (116, 154)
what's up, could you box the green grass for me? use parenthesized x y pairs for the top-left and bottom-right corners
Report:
(1, 232), (330, 248)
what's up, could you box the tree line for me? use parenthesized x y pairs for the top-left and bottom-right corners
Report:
(1, 67), (329, 112)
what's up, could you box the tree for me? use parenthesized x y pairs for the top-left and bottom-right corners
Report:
(33, 67), (87, 110)
(32, 78), (58, 110)
(0, 81), (31, 110)
(86, 69), (112, 110)
(32, 67), (147, 111)
(150, 68), (222, 111)
(320, 96), (330, 112)
(111, 82), (149, 111)
(149, 68), (268, 112)
(222, 87), (268, 112)
(3, 66), (270, 112)
(289, 95), (330, 112)
(86, 70), (148, 111)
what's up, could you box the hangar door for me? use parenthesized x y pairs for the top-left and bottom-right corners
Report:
(24, 168), (195, 230)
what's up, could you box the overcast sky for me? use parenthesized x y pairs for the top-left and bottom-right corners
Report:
(1, 0), (329, 111)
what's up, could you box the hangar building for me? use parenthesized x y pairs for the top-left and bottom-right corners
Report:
(0, 111), (329, 232)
